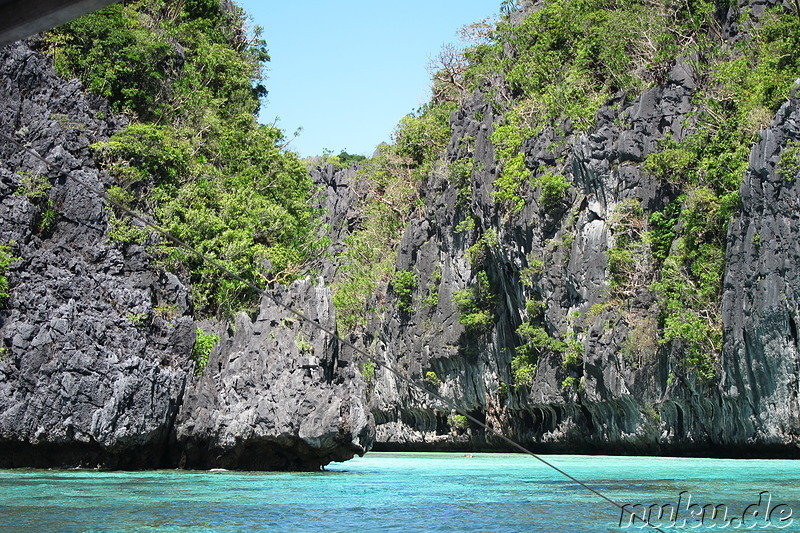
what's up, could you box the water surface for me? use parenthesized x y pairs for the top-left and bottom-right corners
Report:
(1, 453), (798, 532)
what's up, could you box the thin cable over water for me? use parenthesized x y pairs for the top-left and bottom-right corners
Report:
(0, 130), (665, 532)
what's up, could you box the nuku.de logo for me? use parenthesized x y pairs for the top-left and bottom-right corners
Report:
(619, 491), (794, 529)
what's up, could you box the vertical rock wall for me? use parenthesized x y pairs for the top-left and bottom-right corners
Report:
(0, 41), (373, 469)
(0, 42), (195, 468)
(174, 278), (373, 471)
(317, 62), (800, 456)
(721, 91), (800, 452)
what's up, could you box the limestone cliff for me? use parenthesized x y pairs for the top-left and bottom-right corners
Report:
(0, 41), (371, 469)
(315, 2), (800, 456)
(2, 0), (800, 468)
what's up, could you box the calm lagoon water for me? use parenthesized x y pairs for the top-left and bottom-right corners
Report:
(1, 452), (799, 532)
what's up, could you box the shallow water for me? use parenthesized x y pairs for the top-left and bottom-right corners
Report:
(1, 452), (798, 532)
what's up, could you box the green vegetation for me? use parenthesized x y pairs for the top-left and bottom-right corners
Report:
(512, 298), (566, 387)
(449, 156), (475, 204)
(607, 198), (649, 297)
(637, 4), (799, 381)
(520, 257), (544, 287)
(390, 269), (418, 313)
(328, 84), (456, 332)
(490, 107), (536, 212)
(44, 0), (321, 317)
(447, 413), (469, 429)
(154, 303), (179, 322)
(15, 172), (56, 235)
(361, 360), (376, 383)
(192, 327), (220, 375)
(562, 338), (583, 369)
(126, 311), (148, 326)
(465, 229), (498, 268)
(308, 149), (367, 170)
(511, 354), (537, 388)
(0, 244), (18, 306)
(424, 371), (442, 386)
(539, 171), (570, 210)
(466, 0), (721, 212)
(465, 0), (717, 123)
(452, 271), (495, 335)
(561, 376), (578, 390)
(394, 102), (457, 180)
(422, 265), (442, 309)
(779, 141), (800, 182)
(294, 333), (313, 355)
(42, 0), (800, 387)
(331, 145), (423, 332)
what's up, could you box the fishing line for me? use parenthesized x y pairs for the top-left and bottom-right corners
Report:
(1, 130), (665, 532)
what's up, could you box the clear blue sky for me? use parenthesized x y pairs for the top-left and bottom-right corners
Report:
(235, 1), (499, 157)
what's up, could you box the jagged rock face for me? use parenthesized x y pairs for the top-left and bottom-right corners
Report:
(312, 163), (364, 280)
(347, 64), (702, 454)
(173, 278), (374, 471)
(721, 92), (800, 451)
(318, 55), (800, 455)
(0, 42), (195, 468)
(0, 42), (373, 470)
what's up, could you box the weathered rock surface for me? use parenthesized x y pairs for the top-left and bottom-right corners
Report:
(174, 278), (373, 470)
(3, 0), (800, 466)
(0, 41), (373, 469)
(324, 65), (710, 454)
(315, 10), (800, 456)
(0, 41), (195, 468)
(721, 90), (800, 452)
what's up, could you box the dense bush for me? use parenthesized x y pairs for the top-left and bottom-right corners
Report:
(0, 244), (18, 306)
(192, 327), (220, 375)
(390, 269), (418, 313)
(452, 271), (496, 335)
(44, 0), (319, 316)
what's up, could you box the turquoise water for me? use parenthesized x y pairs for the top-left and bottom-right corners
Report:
(1, 452), (799, 532)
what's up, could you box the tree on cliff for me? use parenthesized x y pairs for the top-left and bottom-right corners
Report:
(41, 0), (325, 316)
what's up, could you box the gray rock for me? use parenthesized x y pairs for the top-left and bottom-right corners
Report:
(173, 278), (373, 470)
(0, 42), (194, 468)
(324, 2), (800, 457)
(720, 95), (800, 451)
(0, 41), (373, 470)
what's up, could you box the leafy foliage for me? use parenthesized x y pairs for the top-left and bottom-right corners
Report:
(466, 0), (715, 125)
(539, 171), (570, 209)
(632, 7), (800, 381)
(452, 271), (496, 335)
(393, 102), (457, 180)
(607, 199), (650, 297)
(330, 89), (456, 332)
(447, 413), (469, 429)
(192, 327), (220, 375)
(391, 269), (418, 313)
(46, 0), (319, 316)
(361, 360), (376, 383)
(332, 145), (422, 332)
(424, 371), (442, 386)
(307, 150), (367, 170)
(512, 294), (567, 387)
(45, 0), (268, 124)
(0, 244), (18, 306)
(489, 105), (537, 211)
(465, 229), (498, 268)
(779, 141), (800, 182)
(15, 172), (56, 235)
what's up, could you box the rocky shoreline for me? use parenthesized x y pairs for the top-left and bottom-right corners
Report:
(1, 0), (799, 469)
